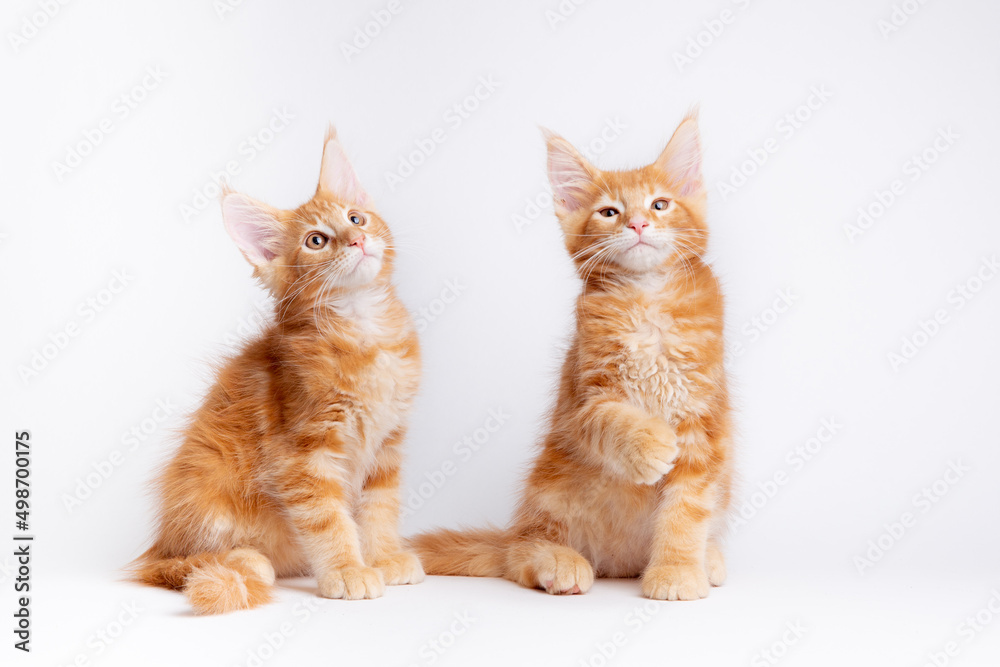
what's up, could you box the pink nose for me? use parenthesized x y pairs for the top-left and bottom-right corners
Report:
(349, 234), (366, 249)
(628, 219), (649, 234)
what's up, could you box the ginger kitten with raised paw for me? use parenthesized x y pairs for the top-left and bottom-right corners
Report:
(413, 112), (733, 601)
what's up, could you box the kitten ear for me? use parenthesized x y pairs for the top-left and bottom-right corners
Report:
(222, 192), (283, 267)
(542, 128), (596, 215)
(655, 112), (704, 196)
(317, 124), (368, 206)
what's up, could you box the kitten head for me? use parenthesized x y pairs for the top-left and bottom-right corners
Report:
(221, 125), (394, 306)
(544, 112), (707, 281)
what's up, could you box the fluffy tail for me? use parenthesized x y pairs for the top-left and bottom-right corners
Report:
(129, 547), (275, 614)
(408, 527), (507, 577)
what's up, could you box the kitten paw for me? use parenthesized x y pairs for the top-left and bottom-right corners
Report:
(374, 551), (425, 586)
(641, 563), (709, 601)
(317, 566), (385, 600)
(533, 545), (594, 595)
(624, 417), (679, 485)
(706, 543), (727, 587)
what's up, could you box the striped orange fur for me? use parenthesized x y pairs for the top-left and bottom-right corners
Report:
(412, 112), (733, 600)
(130, 126), (424, 613)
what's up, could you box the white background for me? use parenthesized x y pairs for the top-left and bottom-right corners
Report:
(2, 0), (999, 665)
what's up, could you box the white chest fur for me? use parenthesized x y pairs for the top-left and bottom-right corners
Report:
(617, 303), (697, 421)
(324, 288), (419, 482)
(325, 287), (394, 339)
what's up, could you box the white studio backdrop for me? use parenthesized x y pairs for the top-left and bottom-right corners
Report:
(2, 0), (999, 666)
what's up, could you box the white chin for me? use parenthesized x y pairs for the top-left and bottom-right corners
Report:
(342, 256), (383, 286)
(615, 245), (665, 272)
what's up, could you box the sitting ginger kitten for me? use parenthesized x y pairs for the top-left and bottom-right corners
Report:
(413, 113), (733, 600)
(132, 127), (423, 613)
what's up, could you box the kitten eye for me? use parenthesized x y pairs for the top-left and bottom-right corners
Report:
(348, 211), (366, 226)
(598, 207), (620, 218)
(305, 233), (328, 249)
(652, 198), (672, 211)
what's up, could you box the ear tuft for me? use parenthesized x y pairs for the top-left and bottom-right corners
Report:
(542, 127), (596, 215)
(221, 193), (282, 267)
(323, 122), (338, 145)
(655, 111), (704, 197)
(318, 125), (368, 207)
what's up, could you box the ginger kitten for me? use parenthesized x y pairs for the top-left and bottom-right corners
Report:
(131, 126), (424, 613)
(412, 113), (733, 600)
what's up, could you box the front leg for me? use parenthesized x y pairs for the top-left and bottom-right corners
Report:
(355, 430), (424, 586)
(576, 393), (679, 484)
(278, 443), (385, 600)
(641, 421), (724, 601)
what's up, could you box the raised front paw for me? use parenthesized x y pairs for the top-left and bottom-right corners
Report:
(317, 566), (385, 600)
(374, 551), (425, 586)
(641, 563), (710, 601)
(623, 416), (679, 485)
